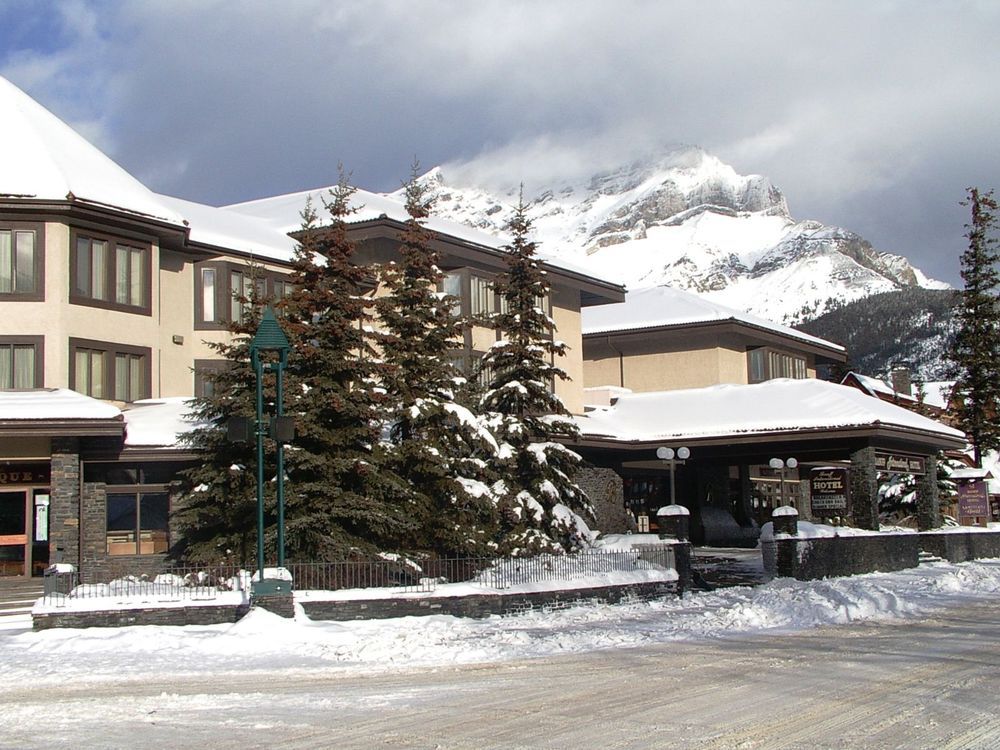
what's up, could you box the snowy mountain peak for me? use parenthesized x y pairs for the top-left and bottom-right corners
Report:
(390, 147), (945, 325)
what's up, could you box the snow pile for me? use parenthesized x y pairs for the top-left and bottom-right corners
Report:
(5, 559), (1000, 683)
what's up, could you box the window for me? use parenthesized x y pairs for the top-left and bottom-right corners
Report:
(442, 271), (463, 317)
(470, 275), (495, 316)
(747, 347), (808, 383)
(194, 359), (228, 398)
(85, 461), (183, 557)
(195, 262), (291, 329)
(106, 492), (169, 555)
(70, 339), (150, 402)
(0, 226), (41, 298)
(0, 337), (42, 388)
(71, 230), (150, 313)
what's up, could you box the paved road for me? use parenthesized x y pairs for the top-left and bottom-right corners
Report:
(3, 599), (1000, 749)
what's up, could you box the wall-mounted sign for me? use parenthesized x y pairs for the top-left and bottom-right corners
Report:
(874, 453), (925, 475)
(957, 481), (989, 518)
(0, 463), (50, 486)
(810, 467), (850, 515)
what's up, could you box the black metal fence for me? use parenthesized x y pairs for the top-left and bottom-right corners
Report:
(41, 564), (248, 607)
(39, 546), (677, 606)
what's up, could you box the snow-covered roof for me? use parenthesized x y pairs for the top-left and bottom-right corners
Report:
(0, 389), (121, 421)
(0, 76), (185, 225)
(845, 373), (954, 410)
(223, 186), (615, 284)
(581, 285), (844, 352)
(122, 397), (207, 447)
(156, 194), (296, 261)
(577, 378), (964, 444)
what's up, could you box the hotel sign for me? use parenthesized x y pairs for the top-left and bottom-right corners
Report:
(957, 481), (989, 518)
(874, 453), (925, 475)
(810, 467), (850, 515)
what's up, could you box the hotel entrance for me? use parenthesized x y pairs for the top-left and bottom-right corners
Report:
(0, 486), (50, 578)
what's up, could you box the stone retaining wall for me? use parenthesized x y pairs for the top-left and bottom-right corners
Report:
(33, 602), (249, 630)
(918, 530), (1000, 563)
(763, 534), (920, 580)
(763, 529), (1000, 580)
(299, 579), (678, 622)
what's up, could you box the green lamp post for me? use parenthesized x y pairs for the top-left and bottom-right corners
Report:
(248, 306), (293, 595)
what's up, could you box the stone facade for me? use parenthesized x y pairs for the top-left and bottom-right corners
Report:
(33, 603), (249, 630)
(850, 446), (879, 530)
(763, 533), (920, 580)
(578, 467), (633, 533)
(49, 438), (80, 567)
(916, 454), (941, 531)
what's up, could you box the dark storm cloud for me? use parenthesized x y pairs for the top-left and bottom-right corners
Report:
(2, 0), (998, 285)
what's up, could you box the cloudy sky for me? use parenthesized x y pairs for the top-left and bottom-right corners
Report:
(1, 1), (997, 285)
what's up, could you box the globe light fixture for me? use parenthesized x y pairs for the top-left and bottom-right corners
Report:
(656, 446), (690, 507)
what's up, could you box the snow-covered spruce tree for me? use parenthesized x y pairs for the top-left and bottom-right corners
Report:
(279, 173), (415, 559)
(948, 187), (1000, 466)
(174, 267), (272, 566)
(373, 167), (500, 557)
(477, 193), (592, 556)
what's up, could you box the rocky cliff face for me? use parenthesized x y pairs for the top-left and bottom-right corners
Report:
(389, 147), (946, 325)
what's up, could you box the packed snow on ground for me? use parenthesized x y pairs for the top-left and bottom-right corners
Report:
(3, 559), (1000, 687)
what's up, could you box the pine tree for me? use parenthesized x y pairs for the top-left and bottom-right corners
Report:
(948, 187), (1000, 466)
(374, 166), (500, 557)
(477, 192), (592, 555)
(279, 171), (415, 559)
(173, 266), (272, 566)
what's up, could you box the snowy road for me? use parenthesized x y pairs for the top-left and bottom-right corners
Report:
(1, 601), (999, 748)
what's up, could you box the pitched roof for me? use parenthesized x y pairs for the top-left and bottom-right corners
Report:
(0, 76), (185, 225)
(582, 285), (844, 353)
(577, 378), (964, 445)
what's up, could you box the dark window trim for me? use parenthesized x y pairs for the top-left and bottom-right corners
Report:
(193, 358), (229, 397)
(0, 335), (44, 388)
(69, 227), (152, 316)
(194, 260), (293, 331)
(69, 337), (152, 402)
(105, 489), (170, 557)
(0, 221), (45, 302)
(747, 346), (808, 384)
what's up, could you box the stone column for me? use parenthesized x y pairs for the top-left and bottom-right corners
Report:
(916, 453), (941, 530)
(736, 463), (754, 526)
(850, 446), (879, 530)
(49, 437), (81, 569)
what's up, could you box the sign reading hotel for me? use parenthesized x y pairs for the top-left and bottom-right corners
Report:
(957, 481), (989, 518)
(874, 453), (925, 475)
(810, 467), (850, 516)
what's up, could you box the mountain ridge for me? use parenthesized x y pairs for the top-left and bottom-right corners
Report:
(392, 146), (947, 326)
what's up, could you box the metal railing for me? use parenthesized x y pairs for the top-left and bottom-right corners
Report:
(40, 564), (248, 607)
(37, 546), (677, 605)
(287, 545), (676, 593)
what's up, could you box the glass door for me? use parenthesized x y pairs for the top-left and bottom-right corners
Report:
(0, 490), (28, 577)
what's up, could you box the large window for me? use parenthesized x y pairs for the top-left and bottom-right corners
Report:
(0, 336), (42, 389)
(71, 230), (150, 313)
(0, 224), (43, 300)
(70, 339), (150, 402)
(748, 347), (808, 383)
(84, 461), (184, 557)
(195, 262), (292, 328)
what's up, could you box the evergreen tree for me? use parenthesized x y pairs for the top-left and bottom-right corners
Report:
(477, 192), (592, 555)
(948, 188), (1000, 465)
(173, 267), (272, 566)
(279, 171), (415, 559)
(374, 166), (500, 557)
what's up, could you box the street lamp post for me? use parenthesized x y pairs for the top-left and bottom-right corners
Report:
(246, 307), (293, 595)
(769, 457), (798, 508)
(656, 446), (691, 507)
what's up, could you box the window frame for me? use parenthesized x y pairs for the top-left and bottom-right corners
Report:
(193, 359), (229, 398)
(194, 261), (293, 330)
(747, 346), (808, 383)
(69, 338), (151, 402)
(0, 222), (44, 301)
(0, 335), (43, 389)
(69, 228), (152, 315)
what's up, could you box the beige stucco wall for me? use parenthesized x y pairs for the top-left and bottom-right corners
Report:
(584, 345), (749, 393)
(552, 286), (583, 414)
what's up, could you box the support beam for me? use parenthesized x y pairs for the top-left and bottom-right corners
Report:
(916, 453), (941, 531)
(850, 446), (879, 530)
